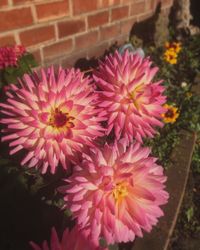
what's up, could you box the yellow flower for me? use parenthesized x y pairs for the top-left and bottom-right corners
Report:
(163, 41), (181, 64)
(186, 92), (192, 98)
(163, 49), (178, 64)
(165, 42), (181, 53)
(162, 104), (179, 124)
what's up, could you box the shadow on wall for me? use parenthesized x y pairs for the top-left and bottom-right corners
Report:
(129, 2), (161, 46)
(190, 0), (200, 27)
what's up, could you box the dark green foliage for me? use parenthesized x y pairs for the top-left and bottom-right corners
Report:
(142, 34), (200, 167)
(0, 53), (37, 88)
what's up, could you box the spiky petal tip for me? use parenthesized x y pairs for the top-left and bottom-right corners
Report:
(30, 226), (108, 250)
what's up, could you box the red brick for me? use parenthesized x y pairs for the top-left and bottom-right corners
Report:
(130, 1), (146, 16)
(73, 0), (98, 15)
(87, 41), (109, 58)
(109, 34), (127, 46)
(151, 0), (161, 9)
(75, 31), (99, 50)
(111, 6), (129, 21)
(36, 0), (69, 21)
(30, 49), (42, 65)
(137, 11), (152, 21)
(58, 19), (85, 38)
(121, 0), (132, 3)
(20, 26), (55, 47)
(101, 0), (120, 8)
(0, 0), (8, 7)
(100, 23), (121, 40)
(121, 18), (136, 34)
(146, 0), (160, 11)
(61, 51), (87, 68)
(43, 39), (73, 60)
(12, 0), (33, 4)
(88, 11), (109, 29)
(162, 0), (173, 7)
(0, 35), (16, 46)
(118, 34), (128, 44)
(0, 8), (33, 32)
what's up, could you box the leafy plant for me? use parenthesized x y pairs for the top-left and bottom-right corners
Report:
(186, 206), (194, 222)
(0, 46), (37, 87)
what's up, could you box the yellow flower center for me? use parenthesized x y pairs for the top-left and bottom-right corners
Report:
(165, 109), (174, 118)
(128, 84), (144, 110)
(48, 108), (74, 128)
(162, 104), (179, 124)
(113, 182), (128, 202)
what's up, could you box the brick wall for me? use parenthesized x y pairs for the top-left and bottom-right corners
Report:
(0, 0), (173, 67)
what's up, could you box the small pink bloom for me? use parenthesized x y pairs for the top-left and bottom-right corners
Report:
(0, 67), (104, 173)
(0, 45), (26, 69)
(93, 50), (166, 143)
(61, 140), (169, 244)
(0, 47), (17, 69)
(30, 226), (107, 250)
(14, 45), (26, 57)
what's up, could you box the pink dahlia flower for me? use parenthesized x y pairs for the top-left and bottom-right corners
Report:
(0, 67), (104, 173)
(61, 141), (169, 244)
(30, 226), (107, 250)
(93, 50), (166, 143)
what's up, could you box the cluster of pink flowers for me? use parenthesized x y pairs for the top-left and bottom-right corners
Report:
(0, 45), (26, 69)
(0, 49), (169, 249)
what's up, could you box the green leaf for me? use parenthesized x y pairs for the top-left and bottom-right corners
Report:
(64, 208), (73, 217)
(186, 206), (194, 222)
(99, 238), (107, 248)
(3, 70), (18, 84)
(21, 53), (38, 68)
(108, 244), (119, 250)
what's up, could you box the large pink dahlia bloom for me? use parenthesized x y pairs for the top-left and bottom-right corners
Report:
(61, 141), (169, 244)
(0, 67), (104, 173)
(93, 50), (166, 143)
(30, 226), (107, 250)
